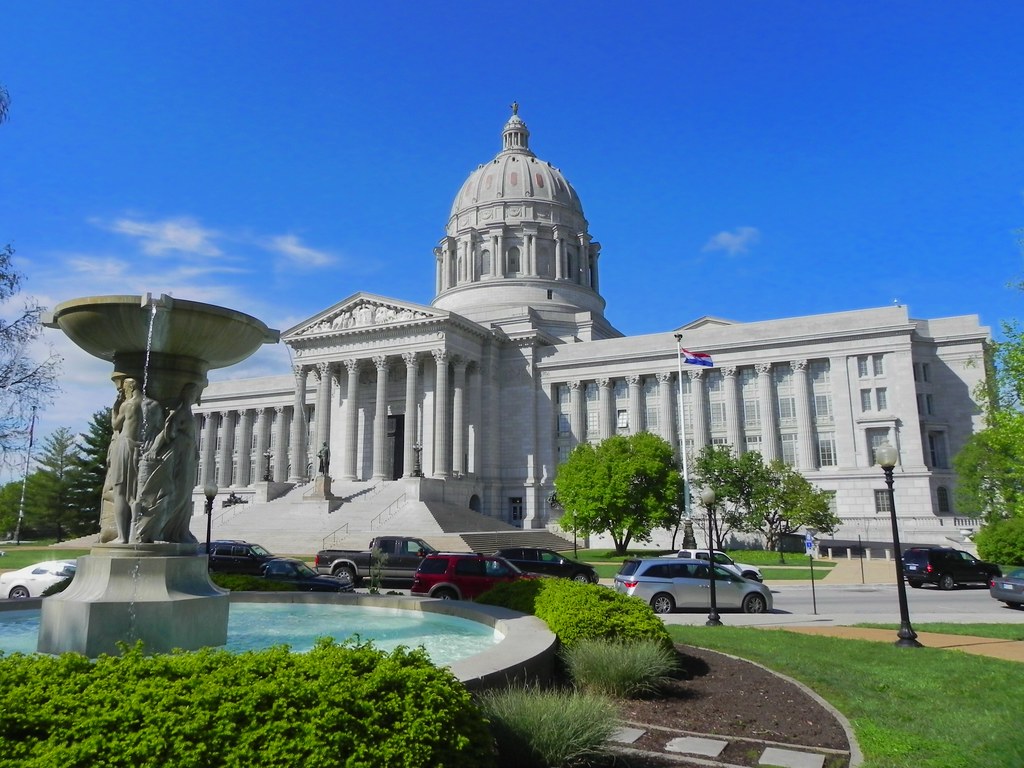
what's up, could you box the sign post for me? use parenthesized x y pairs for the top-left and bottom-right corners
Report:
(805, 532), (817, 615)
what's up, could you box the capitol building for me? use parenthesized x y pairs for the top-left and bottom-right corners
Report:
(192, 108), (988, 550)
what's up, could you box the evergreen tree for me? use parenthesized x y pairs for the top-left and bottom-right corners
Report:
(33, 427), (86, 541)
(67, 408), (113, 534)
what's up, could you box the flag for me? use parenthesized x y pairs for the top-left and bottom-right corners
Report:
(680, 348), (713, 367)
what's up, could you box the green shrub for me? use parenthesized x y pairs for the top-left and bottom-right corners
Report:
(208, 572), (295, 591)
(975, 517), (1024, 565)
(562, 637), (677, 698)
(476, 685), (617, 768)
(0, 639), (495, 768)
(478, 578), (672, 650)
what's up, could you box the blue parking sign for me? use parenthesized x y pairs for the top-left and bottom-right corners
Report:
(804, 534), (815, 556)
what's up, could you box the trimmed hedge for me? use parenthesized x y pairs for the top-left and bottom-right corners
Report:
(0, 640), (495, 768)
(975, 516), (1024, 566)
(479, 578), (672, 649)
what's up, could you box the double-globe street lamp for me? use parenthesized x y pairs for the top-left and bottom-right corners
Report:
(876, 441), (922, 648)
(204, 483), (218, 555)
(699, 486), (722, 627)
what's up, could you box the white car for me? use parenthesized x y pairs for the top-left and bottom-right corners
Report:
(0, 560), (77, 599)
(673, 549), (763, 582)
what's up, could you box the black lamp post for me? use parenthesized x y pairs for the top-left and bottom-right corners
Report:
(876, 441), (922, 648)
(263, 450), (273, 482)
(204, 483), (218, 555)
(700, 486), (722, 626)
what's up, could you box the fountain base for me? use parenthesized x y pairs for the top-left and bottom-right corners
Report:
(37, 544), (228, 657)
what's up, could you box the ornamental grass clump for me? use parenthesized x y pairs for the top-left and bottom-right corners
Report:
(562, 637), (678, 698)
(477, 685), (618, 768)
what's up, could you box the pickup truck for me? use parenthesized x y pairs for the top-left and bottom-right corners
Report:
(314, 536), (438, 586)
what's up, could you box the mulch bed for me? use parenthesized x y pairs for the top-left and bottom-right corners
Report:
(591, 645), (852, 768)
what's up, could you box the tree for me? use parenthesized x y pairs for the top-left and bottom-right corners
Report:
(553, 432), (680, 555)
(693, 446), (839, 555)
(32, 427), (90, 541)
(954, 320), (1024, 523)
(0, 245), (61, 464)
(66, 408), (114, 533)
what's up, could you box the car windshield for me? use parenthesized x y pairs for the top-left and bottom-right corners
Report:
(250, 544), (272, 556)
(617, 560), (642, 577)
(294, 562), (317, 577)
(1007, 568), (1024, 580)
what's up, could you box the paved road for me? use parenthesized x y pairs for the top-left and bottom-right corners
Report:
(659, 582), (1024, 627)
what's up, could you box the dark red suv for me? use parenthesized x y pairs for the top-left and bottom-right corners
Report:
(410, 553), (528, 600)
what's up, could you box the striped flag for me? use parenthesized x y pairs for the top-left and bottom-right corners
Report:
(680, 348), (713, 367)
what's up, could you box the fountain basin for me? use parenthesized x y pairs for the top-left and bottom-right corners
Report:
(1, 594), (557, 691)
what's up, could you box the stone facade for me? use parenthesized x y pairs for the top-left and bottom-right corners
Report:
(193, 109), (989, 541)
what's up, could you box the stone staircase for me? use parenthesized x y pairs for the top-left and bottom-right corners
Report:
(459, 529), (575, 554)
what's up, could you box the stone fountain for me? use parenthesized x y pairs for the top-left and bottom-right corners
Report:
(39, 294), (279, 656)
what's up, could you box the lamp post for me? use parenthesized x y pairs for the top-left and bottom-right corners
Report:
(204, 483), (218, 555)
(876, 441), (922, 648)
(263, 450), (273, 482)
(699, 486), (722, 626)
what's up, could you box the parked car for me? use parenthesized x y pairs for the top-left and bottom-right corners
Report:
(989, 567), (1024, 608)
(902, 547), (1001, 590)
(614, 558), (773, 615)
(672, 548), (763, 582)
(410, 553), (529, 600)
(258, 558), (354, 592)
(208, 540), (276, 575)
(492, 547), (599, 583)
(0, 560), (77, 599)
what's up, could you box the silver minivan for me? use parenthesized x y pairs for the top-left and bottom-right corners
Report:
(614, 558), (773, 615)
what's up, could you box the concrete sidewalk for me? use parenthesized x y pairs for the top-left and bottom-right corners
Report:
(819, 557), (897, 585)
(775, 625), (1024, 663)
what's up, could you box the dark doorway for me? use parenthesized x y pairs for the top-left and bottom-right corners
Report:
(387, 415), (404, 480)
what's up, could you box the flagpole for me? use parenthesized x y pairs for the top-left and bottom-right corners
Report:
(673, 334), (692, 524)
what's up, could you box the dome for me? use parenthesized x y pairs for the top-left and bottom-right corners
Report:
(432, 107), (619, 343)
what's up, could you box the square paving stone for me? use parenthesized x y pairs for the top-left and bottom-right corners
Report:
(608, 727), (645, 744)
(665, 736), (728, 757)
(758, 746), (826, 768)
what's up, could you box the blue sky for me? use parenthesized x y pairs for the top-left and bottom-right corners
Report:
(3, 1), (1024, 455)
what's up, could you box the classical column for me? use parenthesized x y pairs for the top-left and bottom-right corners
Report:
(792, 359), (817, 469)
(688, 369), (709, 452)
(217, 410), (235, 488)
(723, 367), (743, 453)
(432, 349), (450, 478)
(657, 372), (675, 448)
(235, 409), (252, 487)
(598, 378), (614, 439)
(452, 358), (467, 476)
(253, 408), (269, 482)
(402, 352), (419, 478)
(342, 359), (359, 481)
(757, 362), (779, 461)
(569, 380), (585, 447)
(312, 362), (333, 465)
(200, 412), (217, 487)
(627, 375), (642, 434)
(288, 364), (308, 482)
(371, 356), (389, 480)
(555, 233), (564, 279)
(272, 406), (288, 481)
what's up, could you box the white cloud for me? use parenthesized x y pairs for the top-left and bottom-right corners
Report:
(105, 216), (223, 257)
(265, 234), (334, 268)
(702, 226), (761, 256)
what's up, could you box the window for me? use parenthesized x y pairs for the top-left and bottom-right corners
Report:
(928, 431), (948, 468)
(557, 445), (571, 464)
(709, 402), (726, 429)
(507, 246), (520, 273)
(921, 363), (930, 382)
(613, 380), (628, 401)
(509, 497), (524, 522)
(876, 387), (888, 411)
(777, 396), (796, 423)
(586, 411), (599, 438)
(857, 357), (869, 378)
(814, 394), (833, 421)
(817, 433), (836, 467)
(557, 413), (570, 436)
(556, 385), (569, 405)
(743, 398), (760, 428)
(866, 429), (889, 465)
(711, 437), (730, 446)
(872, 354), (885, 376)
(860, 389), (872, 412)
(745, 435), (762, 453)
(780, 434), (797, 466)
(616, 409), (628, 431)
(874, 489), (892, 514)
(925, 394), (934, 415)
(937, 486), (951, 513)
(585, 383), (599, 402)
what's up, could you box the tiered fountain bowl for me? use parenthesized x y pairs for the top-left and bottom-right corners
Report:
(40, 294), (279, 657)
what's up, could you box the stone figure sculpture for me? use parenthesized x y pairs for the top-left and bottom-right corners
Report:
(105, 378), (163, 543)
(317, 442), (331, 476)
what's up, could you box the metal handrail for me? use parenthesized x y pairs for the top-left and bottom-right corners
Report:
(370, 493), (407, 530)
(321, 522), (349, 550)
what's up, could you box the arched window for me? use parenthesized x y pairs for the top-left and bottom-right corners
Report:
(480, 249), (491, 275)
(936, 486), (951, 513)
(507, 246), (521, 274)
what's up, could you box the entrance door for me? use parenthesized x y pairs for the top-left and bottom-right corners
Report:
(387, 415), (404, 480)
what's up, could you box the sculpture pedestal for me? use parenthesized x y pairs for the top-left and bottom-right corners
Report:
(37, 544), (228, 657)
(307, 475), (333, 500)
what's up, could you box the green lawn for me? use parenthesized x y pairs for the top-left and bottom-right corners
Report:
(667, 624), (1023, 767)
(0, 547), (90, 570)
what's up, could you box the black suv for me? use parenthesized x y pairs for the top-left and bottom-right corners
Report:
(208, 540), (276, 575)
(902, 547), (1001, 590)
(492, 547), (599, 583)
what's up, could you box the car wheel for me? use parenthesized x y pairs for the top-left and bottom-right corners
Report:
(938, 573), (956, 591)
(432, 587), (458, 600)
(908, 580), (923, 588)
(8, 586), (30, 599)
(334, 565), (359, 586)
(649, 593), (675, 614)
(572, 572), (592, 583)
(742, 593), (768, 614)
